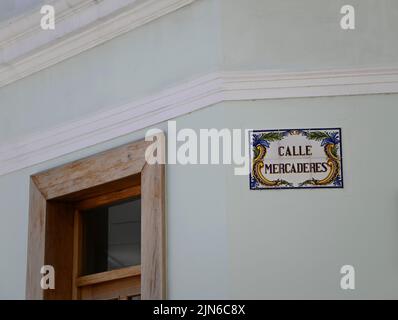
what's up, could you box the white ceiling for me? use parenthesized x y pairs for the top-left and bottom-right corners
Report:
(0, 0), (45, 23)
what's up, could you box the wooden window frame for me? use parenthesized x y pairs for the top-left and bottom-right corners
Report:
(72, 183), (142, 300)
(26, 139), (166, 300)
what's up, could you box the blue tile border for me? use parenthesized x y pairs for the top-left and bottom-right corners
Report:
(249, 128), (344, 190)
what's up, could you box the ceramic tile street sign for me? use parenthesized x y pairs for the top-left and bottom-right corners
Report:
(250, 128), (343, 190)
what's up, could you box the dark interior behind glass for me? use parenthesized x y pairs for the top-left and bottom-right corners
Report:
(81, 197), (141, 276)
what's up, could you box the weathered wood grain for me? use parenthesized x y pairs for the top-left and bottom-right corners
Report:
(26, 179), (46, 300)
(141, 162), (166, 300)
(76, 265), (141, 287)
(75, 185), (141, 211)
(44, 201), (75, 300)
(33, 140), (150, 200)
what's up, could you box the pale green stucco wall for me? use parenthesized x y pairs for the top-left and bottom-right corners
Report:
(0, 0), (45, 23)
(1, 96), (398, 299)
(220, 0), (398, 70)
(0, 0), (397, 299)
(0, 0), (221, 143)
(222, 97), (398, 299)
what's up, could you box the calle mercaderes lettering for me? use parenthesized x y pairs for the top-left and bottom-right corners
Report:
(264, 145), (328, 175)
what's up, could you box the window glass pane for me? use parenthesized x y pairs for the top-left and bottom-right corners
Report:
(81, 197), (141, 275)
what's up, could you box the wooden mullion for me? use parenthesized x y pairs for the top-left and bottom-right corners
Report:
(72, 210), (82, 300)
(76, 265), (141, 287)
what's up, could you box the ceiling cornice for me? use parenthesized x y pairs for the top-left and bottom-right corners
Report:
(1, 67), (398, 176)
(0, 0), (197, 89)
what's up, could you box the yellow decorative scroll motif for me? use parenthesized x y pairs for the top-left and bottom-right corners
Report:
(299, 143), (340, 186)
(252, 144), (292, 187)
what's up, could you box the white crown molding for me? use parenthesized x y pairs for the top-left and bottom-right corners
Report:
(1, 67), (398, 176)
(0, 0), (197, 88)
